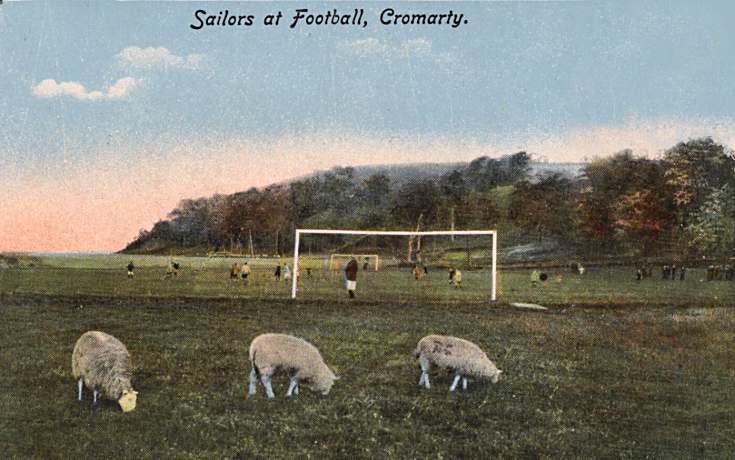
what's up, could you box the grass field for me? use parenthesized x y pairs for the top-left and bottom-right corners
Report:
(1, 254), (732, 307)
(1, 255), (734, 458)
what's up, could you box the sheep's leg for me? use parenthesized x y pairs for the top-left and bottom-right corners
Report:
(77, 378), (83, 401)
(462, 377), (468, 390)
(419, 370), (430, 388)
(260, 374), (275, 399)
(294, 383), (299, 395)
(449, 374), (462, 392)
(93, 389), (99, 404)
(419, 359), (431, 389)
(286, 377), (299, 397)
(248, 368), (257, 397)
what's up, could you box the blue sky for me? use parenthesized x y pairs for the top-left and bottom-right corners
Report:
(1, 0), (734, 251)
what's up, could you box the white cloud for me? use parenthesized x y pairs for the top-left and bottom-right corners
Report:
(116, 46), (205, 70)
(338, 38), (433, 59)
(31, 77), (139, 101)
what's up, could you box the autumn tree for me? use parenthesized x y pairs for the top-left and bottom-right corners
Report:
(683, 184), (735, 257)
(611, 160), (675, 254)
(576, 151), (655, 248)
(663, 138), (735, 218)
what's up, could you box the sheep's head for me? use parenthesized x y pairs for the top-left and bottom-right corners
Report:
(491, 369), (503, 384)
(314, 368), (339, 395)
(118, 389), (138, 412)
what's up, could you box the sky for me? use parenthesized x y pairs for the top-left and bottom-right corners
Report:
(1, 0), (734, 252)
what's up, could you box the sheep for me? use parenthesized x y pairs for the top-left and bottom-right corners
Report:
(247, 333), (338, 399)
(71, 331), (138, 412)
(413, 335), (502, 392)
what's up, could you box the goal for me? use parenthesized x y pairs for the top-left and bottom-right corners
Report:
(328, 254), (379, 271)
(291, 229), (497, 301)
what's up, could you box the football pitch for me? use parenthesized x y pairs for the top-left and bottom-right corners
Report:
(0, 255), (733, 458)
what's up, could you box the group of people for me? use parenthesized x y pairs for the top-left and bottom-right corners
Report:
(231, 262), (298, 283)
(706, 264), (734, 281)
(659, 264), (686, 281)
(273, 264), (291, 281)
(125, 256), (471, 298)
(413, 264), (428, 280)
(125, 258), (181, 279)
(634, 263), (735, 282)
(230, 262), (251, 282)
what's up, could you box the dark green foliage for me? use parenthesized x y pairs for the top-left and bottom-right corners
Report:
(509, 173), (576, 243)
(390, 180), (442, 227)
(464, 152), (530, 192)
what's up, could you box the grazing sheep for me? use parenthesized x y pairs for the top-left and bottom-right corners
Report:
(71, 331), (138, 412)
(413, 335), (502, 392)
(248, 333), (338, 399)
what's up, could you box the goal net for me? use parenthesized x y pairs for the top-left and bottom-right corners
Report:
(291, 229), (497, 303)
(329, 254), (380, 271)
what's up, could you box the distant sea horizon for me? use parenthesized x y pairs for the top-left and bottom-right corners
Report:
(28, 252), (113, 257)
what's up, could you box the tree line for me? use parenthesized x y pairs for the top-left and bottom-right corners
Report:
(123, 138), (735, 260)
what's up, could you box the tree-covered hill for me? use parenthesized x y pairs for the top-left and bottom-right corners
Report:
(122, 139), (735, 263)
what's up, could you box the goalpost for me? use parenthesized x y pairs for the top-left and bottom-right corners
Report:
(328, 254), (380, 271)
(291, 229), (497, 302)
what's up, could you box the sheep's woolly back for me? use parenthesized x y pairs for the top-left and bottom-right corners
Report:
(414, 335), (499, 379)
(249, 333), (336, 393)
(71, 331), (133, 400)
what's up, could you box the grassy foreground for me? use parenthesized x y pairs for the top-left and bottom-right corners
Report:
(1, 291), (734, 458)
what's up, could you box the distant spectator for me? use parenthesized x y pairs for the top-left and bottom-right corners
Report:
(531, 270), (541, 286)
(423, 265), (428, 275)
(636, 267), (642, 281)
(345, 258), (359, 298)
(725, 265), (734, 281)
(283, 264), (291, 281)
(363, 260), (369, 272)
(662, 265), (670, 280)
(671, 264), (677, 281)
(230, 262), (240, 280)
(165, 259), (179, 278)
(414, 264), (423, 280)
(679, 266), (686, 281)
(241, 262), (251, 283)
(449, 268), (462, 288)
(274, 265), (281, 281)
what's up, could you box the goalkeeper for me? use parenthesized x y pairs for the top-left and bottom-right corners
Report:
(344, 257), (359, 298)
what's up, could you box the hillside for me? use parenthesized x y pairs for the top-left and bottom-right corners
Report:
(121, 139), (735, 265)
